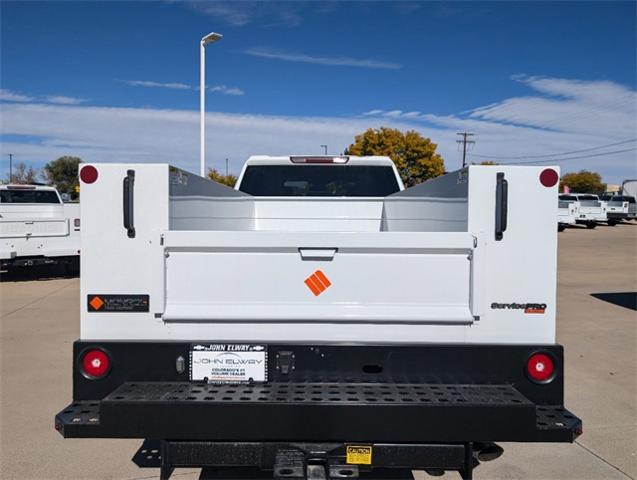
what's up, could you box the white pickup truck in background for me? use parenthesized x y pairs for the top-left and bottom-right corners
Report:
(56, 158), (581, 480)
(600, 194), (631, 225)
(0, 184), (80, 273)
(557, 198), (578, 231)
(559, 193), (607, 229)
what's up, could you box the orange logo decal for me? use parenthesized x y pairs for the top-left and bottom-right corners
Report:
(304, 270), (332, 296)
(89, 296), (104, 311)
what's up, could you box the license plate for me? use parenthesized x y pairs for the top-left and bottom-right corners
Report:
(190, 344), (267, 383)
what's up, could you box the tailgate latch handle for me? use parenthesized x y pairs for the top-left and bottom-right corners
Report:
(298, 248), (337, 261)
(495, 172), (508, 241)
(123, 169), (136, 238)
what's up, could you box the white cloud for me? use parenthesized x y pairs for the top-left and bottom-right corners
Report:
(0, 89), (85, 105)
(359, 76), (637, 180)
(1, 76), (635, 183)
(0, 89), (34, 102)
(186, 1), (304, 27)
(121, 79), (244, 96)
(43, 95), (86, 105)
(122, 80), (191, 90)
(244, 47), (402, 70)
(208, 85), (245, 96)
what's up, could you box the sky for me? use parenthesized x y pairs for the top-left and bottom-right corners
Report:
(1, 1), (636, 183)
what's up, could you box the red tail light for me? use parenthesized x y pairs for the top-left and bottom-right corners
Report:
(526, 352), (555, 383)
(80, 165), (98, 184)
(81, 349), (110, 379)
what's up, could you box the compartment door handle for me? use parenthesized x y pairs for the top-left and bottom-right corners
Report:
(298, 248), (337, 261)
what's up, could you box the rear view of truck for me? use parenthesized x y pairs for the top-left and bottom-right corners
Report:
(56, 158), (581, 479)
(1, 185), (80, 272)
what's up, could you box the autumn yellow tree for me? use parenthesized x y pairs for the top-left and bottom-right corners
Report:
(346, 128), (445, 187)
(207, 168), (238, 187)
(560, 170), (606, 193)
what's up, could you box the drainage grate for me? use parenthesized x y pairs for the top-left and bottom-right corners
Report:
(103, 382), (531, 406)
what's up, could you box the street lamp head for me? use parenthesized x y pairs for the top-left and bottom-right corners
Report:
(201, 32), (223, 46)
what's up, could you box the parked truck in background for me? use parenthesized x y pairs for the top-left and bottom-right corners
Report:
(55, 158), (581, 480)
(599, 194), (631, 225)
(0, 184), (80, 273)
(557, 198), (578, 231)
(559, 193), (607, 228)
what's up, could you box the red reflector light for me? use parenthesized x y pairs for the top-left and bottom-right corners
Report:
(81, 349), (110, 379)
(80, 165), (98, 184)
(539, 168), (558, 187)
(526, 353), (555, 383)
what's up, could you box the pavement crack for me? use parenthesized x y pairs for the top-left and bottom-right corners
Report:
(575, 440), (634, 479)
(0, 281), (76, 319)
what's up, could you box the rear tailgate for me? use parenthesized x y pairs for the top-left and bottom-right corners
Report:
(0, 218), (70, 238)
(160, 231), (482, 324)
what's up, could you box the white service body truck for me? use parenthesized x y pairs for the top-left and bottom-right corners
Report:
(559, 193), (607, 228)
(0, 184), (80, 271)
(557, 198), (578, 231)
(600, 194), (632, 224)
(56, 158), (581, 480)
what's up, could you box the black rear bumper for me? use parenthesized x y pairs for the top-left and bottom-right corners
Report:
(56, 381), (580, 443)
(56, 342), (581, 444)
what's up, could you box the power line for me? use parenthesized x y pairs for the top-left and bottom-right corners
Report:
(456, 132), (475, 168)
(470, 138), (637, 160)
(501, 146), (637, 165)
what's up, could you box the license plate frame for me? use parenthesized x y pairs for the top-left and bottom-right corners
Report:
(189, 344), (268, 384)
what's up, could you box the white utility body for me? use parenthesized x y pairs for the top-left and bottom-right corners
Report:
(0, 184), (80, 269)
(58, 157), (581, 479)
(559, 193), (607, 228)
(557, 199), (578, 231)
(80, 157), (558, 345)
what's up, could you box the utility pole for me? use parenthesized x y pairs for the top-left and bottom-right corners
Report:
(456, 132), (475, 168)
(8, 153), (13, 182)
(225, 158), (229, 176)
(320, 144), (328, 155)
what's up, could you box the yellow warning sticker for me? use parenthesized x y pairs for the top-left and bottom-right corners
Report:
(346, 445), (373, 465)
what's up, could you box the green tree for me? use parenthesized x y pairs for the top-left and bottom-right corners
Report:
(44, 156), (81, 199)
(6, 162), (41, 184)
(560, 170), (606, 193)
(208, 168), (238, 187)
(345, 127), (445, 187)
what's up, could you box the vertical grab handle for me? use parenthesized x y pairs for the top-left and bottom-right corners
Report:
(123, 170), (135, 238)
(495, 172), (508, 241)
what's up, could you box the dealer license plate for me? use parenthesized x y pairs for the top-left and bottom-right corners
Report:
(190, 344), (267, 383)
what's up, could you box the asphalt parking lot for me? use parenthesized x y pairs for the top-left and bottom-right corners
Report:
(1, 224), (635, 480)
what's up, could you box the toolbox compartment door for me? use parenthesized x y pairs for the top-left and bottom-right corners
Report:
(0, 218), (70, 238)
(160, 231), (482, 324)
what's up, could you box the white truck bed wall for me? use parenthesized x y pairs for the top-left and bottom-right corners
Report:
(80, 163), (558, 345)
(382, 169), (468, 232)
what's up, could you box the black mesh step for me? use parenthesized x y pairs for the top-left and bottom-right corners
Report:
(103, 382), (531, 406)
(56, 382), (581, 443)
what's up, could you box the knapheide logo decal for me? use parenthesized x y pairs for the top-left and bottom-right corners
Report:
(304, 270), (332, 296)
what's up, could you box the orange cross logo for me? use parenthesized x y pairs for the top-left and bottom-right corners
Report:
(89, 296), (104, 311)
(304, 270), (332, 296)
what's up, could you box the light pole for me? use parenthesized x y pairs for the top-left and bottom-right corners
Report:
(320, 144), (328, 155)
(200, 32), (223, 177)
(8, 153), (13, 182)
